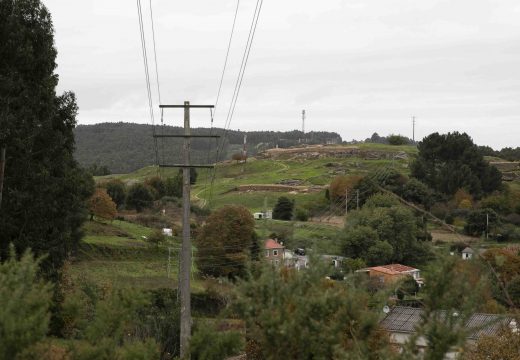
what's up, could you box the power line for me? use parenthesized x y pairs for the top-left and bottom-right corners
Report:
(209, 0), (265, 205)
(136, 0), (159, 168)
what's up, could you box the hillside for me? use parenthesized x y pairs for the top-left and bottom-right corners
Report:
(73, 122), (342, 173)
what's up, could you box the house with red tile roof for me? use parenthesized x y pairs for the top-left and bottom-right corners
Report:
(264, 239), (284, 266)
(357, 264), (423, 286)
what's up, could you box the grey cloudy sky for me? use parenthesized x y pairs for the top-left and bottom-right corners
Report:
(46, 0), (520, 149)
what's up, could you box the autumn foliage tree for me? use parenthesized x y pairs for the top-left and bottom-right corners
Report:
(87, 188), (117, 221)
(329, 175), (363, 204)
(196, 205), (256, 278)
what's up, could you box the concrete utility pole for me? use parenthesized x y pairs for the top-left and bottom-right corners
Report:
(242, 134), (247, 173)
(0, 146), (6, 210)
(302, 109), (306, 134)
(156, 102), (216, 359)
(356, 189), (360, 210)
(412, 116), (416, 143)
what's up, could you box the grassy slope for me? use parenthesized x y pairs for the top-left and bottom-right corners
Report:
(72, 220), (192, 291)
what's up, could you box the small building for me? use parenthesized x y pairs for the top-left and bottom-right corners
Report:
(162, 228), (173, 237)
(321, 255), (345, 268)
(265, 239), (284, 266)
(357, 264), (422, 286)
(380, 306), (516, 358)
(254, 210), (273, 220)
(461, 247), (474, 260)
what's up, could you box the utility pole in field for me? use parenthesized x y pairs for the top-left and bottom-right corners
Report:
(302, 109), (306, 134)
(0, 146), (6, 210)
(155, 102), (217, 359)
(356, 189), (360, 210)
(242, 133), (247, 173)
(412, 116), (416, 143)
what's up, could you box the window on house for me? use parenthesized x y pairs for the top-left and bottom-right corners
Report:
(265, 250), (269, 257)
(273, 250), (278, 256)
(275, 260), (279, 266)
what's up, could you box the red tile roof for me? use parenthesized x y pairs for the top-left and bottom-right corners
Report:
(368, 264), (418, 275)
(265, 239), (284, 249)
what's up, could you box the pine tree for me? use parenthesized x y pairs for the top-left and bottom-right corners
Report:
(0, 0), (94, 276)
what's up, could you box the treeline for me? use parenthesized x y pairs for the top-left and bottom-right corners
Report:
(74, 123), (342, 174)
(479, 145), (520, 161)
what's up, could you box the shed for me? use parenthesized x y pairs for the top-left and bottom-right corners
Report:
(462, 247), (474, 260)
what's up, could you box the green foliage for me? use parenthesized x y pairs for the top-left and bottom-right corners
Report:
(145, 176), (166, 199)
(190, 324), (243, 360)
(0, 0), (95, 276)
(273, 196), (294, 220)
(165, 175), (182, 198)
(411, 132), (502, 198)
(233, 262), (390, 359)
(387, 134), (410, 145)
(146, 229), (165, 247)
(396, 276), (419, 300)
(0, 247), (52, 359)
(402, 178), (435, 209)
(87, 163), (111, 176)
(294, 208), (309, 221)
(196, 205), (256, 278)
(61, 281), (161, 359)
(401, 257), (488, 360)
(126, 183), (154, 212)
(342, 197), (433, 266)
(463, 208), (500, 236)
(103, 179), (126, 208)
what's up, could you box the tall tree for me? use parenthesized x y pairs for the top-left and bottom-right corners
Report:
(196, 205), (256, 278)
(0, 0), (94, 276)
(272, 196), (294, 221)
(411, 132), (502, 198)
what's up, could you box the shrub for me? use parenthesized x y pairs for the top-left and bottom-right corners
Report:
(0, 246), (52, 359)
(190, 324), (243, 360)
(147, 230), (165, 247)
(272, 196), (294, 221)
(126, 183), (154, 212)
(294, 208), (309, 222)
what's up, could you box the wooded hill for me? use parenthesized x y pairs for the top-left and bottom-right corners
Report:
(74, 123), (342, 173)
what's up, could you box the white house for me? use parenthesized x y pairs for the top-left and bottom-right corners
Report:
(461, 247), (474, 260)
(253, 210), (273, 220)
(162, 228), (173, 237)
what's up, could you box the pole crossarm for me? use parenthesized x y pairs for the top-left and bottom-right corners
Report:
(160, 104), (214, 109)
(159, 164), (215, 169)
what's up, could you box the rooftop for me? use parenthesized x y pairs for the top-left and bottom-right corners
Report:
(366, 264), (419, 275)
(380, 306), (513, 340)
(265, 239), (284, 250)
(462, 247), (474, 254)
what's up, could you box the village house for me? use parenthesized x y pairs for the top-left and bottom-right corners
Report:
(461, 247), (474, 260)
(380, 306), (517, 358)
(264, 239), (284, 266)
(357, 264), (423, 286)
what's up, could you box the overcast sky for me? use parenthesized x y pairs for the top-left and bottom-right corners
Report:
(46, 0), (520, 149)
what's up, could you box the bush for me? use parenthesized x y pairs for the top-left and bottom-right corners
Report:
(0, 247), (52, 359)
(272, 196), (294, 221)
(464, 208), (500, 237)
(126, 183), (154, 212)
(145, 176), (166, 199)
(103, 179), (127, 208)
(147, 229), (165, 247)
(294, 208), (309, 222)
(190, 325), (243, 360)
(387, 134), (409, 145)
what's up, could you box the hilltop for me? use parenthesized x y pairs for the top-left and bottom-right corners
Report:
(73, 122), (342, 173)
